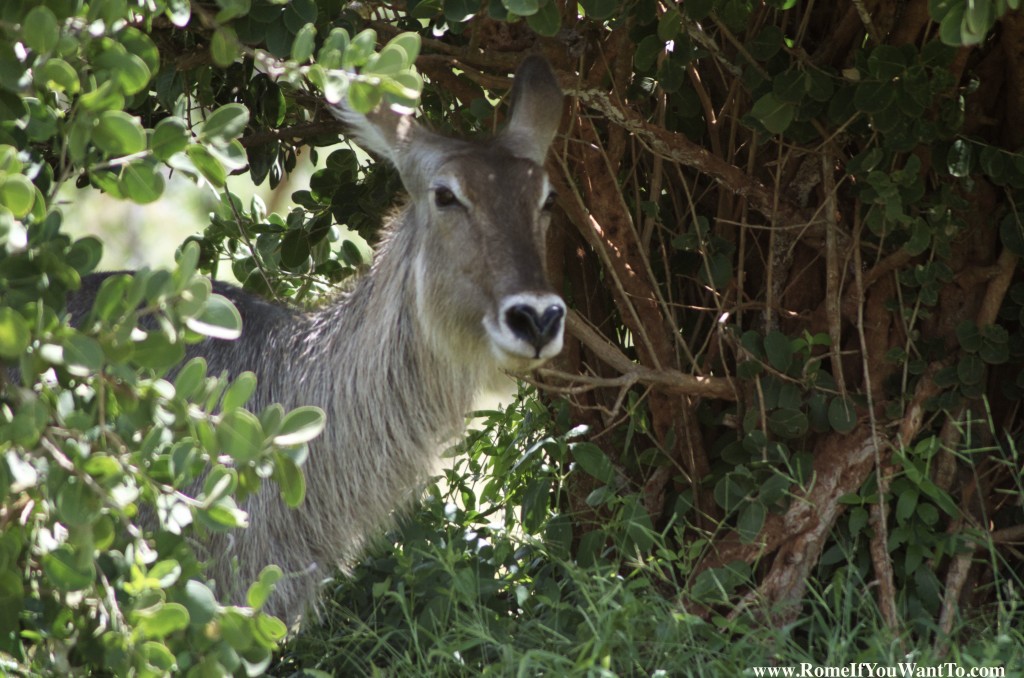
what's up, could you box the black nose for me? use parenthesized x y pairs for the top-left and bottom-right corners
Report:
(505, 304), (565, 354)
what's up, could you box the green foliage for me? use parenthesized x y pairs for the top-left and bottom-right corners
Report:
(0, 0), (411, 673)
(931, 0), (1021, 45)
(279, 390), (1024, 675)
(0, 242), (325, 674)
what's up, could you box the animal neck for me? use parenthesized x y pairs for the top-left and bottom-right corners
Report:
(297, 211), (485, 499)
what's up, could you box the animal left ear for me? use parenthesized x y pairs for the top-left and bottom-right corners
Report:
(331, 101), (422, 168)
(500, 56), (564, 165)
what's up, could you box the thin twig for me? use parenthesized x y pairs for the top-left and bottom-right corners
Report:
(822, 150), (845, 393)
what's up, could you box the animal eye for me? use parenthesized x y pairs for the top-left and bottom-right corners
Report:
(542, 191), (557, 212)
(434, 186), (461, 208)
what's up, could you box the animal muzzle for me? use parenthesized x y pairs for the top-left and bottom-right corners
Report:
(486, 293), (566, 363)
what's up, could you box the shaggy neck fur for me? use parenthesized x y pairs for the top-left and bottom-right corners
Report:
(203, 210), (486, 624)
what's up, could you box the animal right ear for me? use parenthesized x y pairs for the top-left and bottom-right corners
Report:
(501, 56), (564, 165)
(331, 102), (420, 167)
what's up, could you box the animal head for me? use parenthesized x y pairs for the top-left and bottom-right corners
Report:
(335, 57), (566, 371)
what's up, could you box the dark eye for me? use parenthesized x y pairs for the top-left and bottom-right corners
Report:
(542, 191), (557, 212)
(434, 186), (461, 208)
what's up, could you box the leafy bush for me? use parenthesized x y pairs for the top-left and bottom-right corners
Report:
(277, 389), (1024, 675)
(0, 1), (418, 673)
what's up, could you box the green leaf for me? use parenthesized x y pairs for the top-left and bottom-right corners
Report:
(749, 92), (795, 134)
(222, 371), (258, 411)
(344, 29), (378, 69)
(56, 481), (99, 527)
(254, 613), (288, 643)
(200, 103), (250, 145)
(772, 69), (806, 103)
(274, 455), (306, 507)
(572, 442), (615, 484)
(749, 26), (784, 61)
(141, 642), (176, 672)
(503, 0), (539, 15)
(634, 35), (664, 72)
(211, 26), (240, 68)
(827, 396), (858, 434)
(185, 143), (228, 186)
(79, 80), (125, 113)
(702, 252), (733, 290)
(260, 403), (285, 439)
(853, 80), (898, 114)
(319, 28), (350, 67)
(174, 357), (208, 400)
(902, 218), (931, 255)
(283, 0), (316, 31)
(120, 27), (161, 74)
(207, 139), (249, 172)
(386, 32), (421, 65)
(0, 308), (30, 358)
(955, 320), (981, 352)
(291, 23), (317, 62)
(580, 0), (617, 19)
(185, 293), (242, 339)
(23, 6), (61, 54)
(42, 546), (95, 591)
(0, 176), (34, 219)
(896, 488), (918, 523)
(848, 506), (869, 535)
(247, 565), (283, 610)
(217, 408), (265, 463)
(918, 502), (939, 526)
(946, 139), (973, 177)
(957, 353), (985, 386)
(215, 0), (252, 22)
(346, 80), (382, 114)
(181, 580), (219, 627)
(64, 332), (104, 375)
(867, 44), (907, 79)
(979, 324), (1010, 364)
(1000, 212), (1024, 256)
(763, 331), (793, 373)
(939, 4), (967, 45)
(202, 465), (238, 504)
(104, 52), (152, 96)
(93, 110), (147, 157)
(34, 58), (81, 95)
(963, 0), (995, 42)
(526, 0), (561, 36)
(119, 161), (166, 204)
(137, 602), (190, 638)
(133, 331), (186, 373)
(374, 44), (412, 75)
(381, 72), (422, 106)
(68, 236), (103, 275)
(151, 117), (189, 162)
(658, 10), (682, 41)
(767, 408), (809, 439)
(166, 0), (191, 26)
(737, 501), (766, 543)
(0, 146), (20, 174)
(274, 406), (326, 446)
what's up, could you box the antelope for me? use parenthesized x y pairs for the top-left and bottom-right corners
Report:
(69, 56), (566, 623)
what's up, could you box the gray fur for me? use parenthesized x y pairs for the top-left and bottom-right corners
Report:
(68, 57), (565, 624)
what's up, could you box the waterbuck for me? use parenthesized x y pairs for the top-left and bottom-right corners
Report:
(72, 56), (566, 623)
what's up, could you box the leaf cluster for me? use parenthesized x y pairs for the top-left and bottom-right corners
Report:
(1, 0), (414, 673)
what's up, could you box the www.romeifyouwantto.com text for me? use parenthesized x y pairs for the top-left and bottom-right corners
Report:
(748, 663), (1005, 677)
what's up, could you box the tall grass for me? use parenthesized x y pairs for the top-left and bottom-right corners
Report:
(270, 392), (1024, 676)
